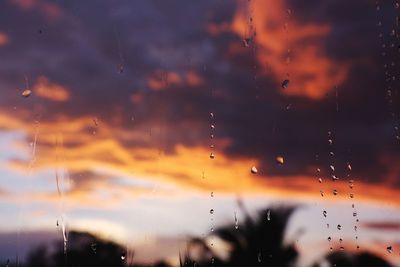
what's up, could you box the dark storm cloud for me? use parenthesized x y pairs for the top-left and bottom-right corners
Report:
(0, 0), (399, 188)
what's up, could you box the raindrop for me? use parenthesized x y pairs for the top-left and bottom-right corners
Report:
(396, 2), (399, 8)
(318, 178), (322, 183)
(210, 112), (214, 119)
(328, 139), (333, 145)
(257, 252), (262, 263)
(333, 189), (338, 195)
(210, 209), (214, 214)
(209, 153), (215, 159)
(210, 191), (214, 197)
(323, 210), (327, 217)
(117, 63), (124, 74)
(234, 212), (239, 229)
(317, 168), (321, 173)
(320, 190), (324, 197)
(330, 165), (335, 171)
(251, 166), (258, 174)
(327, 236), (331, 242)
(276, 156), (284, 165)
(349, 193), (354, 199)
(281, 79), (290, 89)
(56, 220), (59, 227)
(210, 144), (215, 148)
(347, 163), (352, 171)
(337, 224), (342, 230)
(267, 209), (271, 221)
(121, 254), (126, 260)
(332, 175), (339, 181)
(387, 246), (393, 253)
(339, 238), (343, 243)
(340, 246), (345, 251)
(329, 152), (335, 156)
(242, 38), (252, 47)
(211, 124), (215, 129)
(91, 243), (97, 254)
(21, 89), (32, 98)
(353, 212), (357, 217)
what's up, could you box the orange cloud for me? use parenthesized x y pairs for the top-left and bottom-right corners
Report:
(0, 33), (9, 46)
(148, 71), (181, 91)
(147, 70), (204, 91)
(1, 112), (400, 208)
(9, 0), (63, 22)
(229, 0), (349, 99)
(33, 76), (70, 102)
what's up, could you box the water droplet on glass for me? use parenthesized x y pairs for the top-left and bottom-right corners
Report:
(22, 89), (32, 98)
(117, 63), (124, 74)
(210, 209), (214, 214)
(333, 189), (338, 195)
(251, 166), (258, 174)
(210, 191), (214, 197)
(332, 175), (339, 181)
(267, 209), (271, 221)
(349, 193), (354, 198)
(211, 124), (215, 129)
(347, 163), (352, 171)
(234, 212), (239, 229)
(320, 190), (324, 197)
(328, 139), (333, 145)
(330, 165), (335, 171)
(337, 224), (342, 230)
(276, 156), (284, 165)
(327, 236), (331, 242)
(353, 212), (357, 217)
(281, 79), (290, 89)
(242, 38), (252, 47)
(210, 112), (214, 119)
(91, 243), (97, 254)
(340, 246), (345, 251)
(387, 246), (393, 253)
(318, 178), (322, 183)
(323, 210), (327, 217)
(257, 252), (262, 263)
(209, 153), (215, 159)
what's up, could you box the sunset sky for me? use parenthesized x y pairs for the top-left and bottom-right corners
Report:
(0, 0), (400, 266)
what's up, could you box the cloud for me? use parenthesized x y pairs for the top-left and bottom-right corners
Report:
(0, 32), (9, 46)
(33, 76), (70, 102)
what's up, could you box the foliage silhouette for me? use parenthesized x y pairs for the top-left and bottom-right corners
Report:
(182, 206), (299, 267)
(20, 207), (393, 267)
(312, 251), (392, 267)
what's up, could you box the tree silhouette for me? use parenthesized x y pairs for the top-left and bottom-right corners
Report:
(312, 251), (392, 267)
(25, 231), (127, 267)
(20, 207), (393, 267)
(182, 206), (299, 267)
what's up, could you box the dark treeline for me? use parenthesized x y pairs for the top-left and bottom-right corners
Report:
(14, 207), (391, 267)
